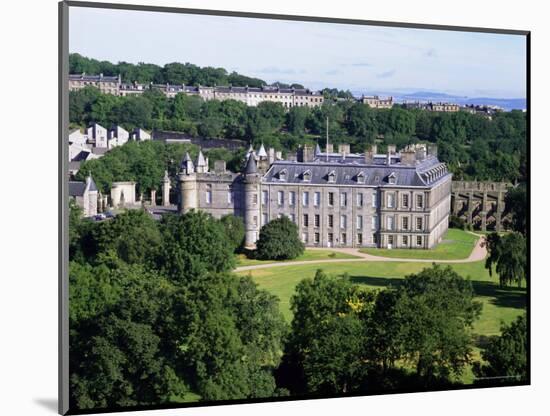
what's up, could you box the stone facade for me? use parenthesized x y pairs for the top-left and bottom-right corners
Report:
(178, 143), (452, 249)
(69, 175), (98, 217)
(69, 74), (324, 108)
(361, 95), (394, 109)
(110, 182), (137, 208)
(69, 73), (121, 95)
(451, 181), (511, 231)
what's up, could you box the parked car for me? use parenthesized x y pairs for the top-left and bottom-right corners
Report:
(94, 213), (106, 221)
(105, 211), (116, 218)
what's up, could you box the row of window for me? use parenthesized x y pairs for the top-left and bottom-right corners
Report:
(300, 233), (423, 247)
(386, 193), (424, 209)
(203, 188), (424, 210)
(386, 235), (424, 247)
(302, 232), (365, 245)
(267, 190), (376, 208)
(261, 213), (423, 232)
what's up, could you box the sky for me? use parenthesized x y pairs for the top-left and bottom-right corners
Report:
(69, 6), (527, 99)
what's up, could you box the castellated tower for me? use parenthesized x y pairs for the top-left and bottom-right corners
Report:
(178, 152), (198, 214)
(243, 154), (261, 247)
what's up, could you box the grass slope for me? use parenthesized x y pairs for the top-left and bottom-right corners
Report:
(359, 228), (479, 260)
(236, 250), (360, 267)
(236, 260), (526, 338)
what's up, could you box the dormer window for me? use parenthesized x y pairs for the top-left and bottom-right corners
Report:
(278, 169), (287, 181)
(387, 172), (397, 185)
(357, 172), (366, 184)
(327, 170), (336, 183)
(302, 170), (312, 182)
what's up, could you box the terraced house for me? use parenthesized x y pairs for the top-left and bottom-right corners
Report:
(177, 142), (452, 249)
(69, 73), (324, 108)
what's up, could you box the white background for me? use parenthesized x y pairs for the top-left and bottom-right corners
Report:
(0, 0), (547, 415)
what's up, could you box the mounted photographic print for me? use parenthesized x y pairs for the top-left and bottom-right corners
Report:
(59, 1), (530, 414)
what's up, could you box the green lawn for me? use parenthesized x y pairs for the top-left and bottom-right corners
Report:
(236, 260), (526, 338)
(236, 249), (360, 267)
(359, 228), (479, 260)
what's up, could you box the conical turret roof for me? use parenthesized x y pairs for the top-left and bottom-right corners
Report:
(314, 143), (321, 156)
(257, 143), (267, 158)
(245, 152), (258, 174)
(196, 150), (207, 166)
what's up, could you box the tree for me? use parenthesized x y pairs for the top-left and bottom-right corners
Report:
(392, 265), (482, 384)
(219, 214), (245, 251)
(505, 184), (527, 235)
(159, 211), (236, 281)
(69, 260), (186, 409)
(484, 232), (527, 287)
(473, 315), (527, 385)
(87, 209), (162, 267)
(286, 106), (309, 136)
(277, 270), (372, 395)
(255, 216), (304, 260)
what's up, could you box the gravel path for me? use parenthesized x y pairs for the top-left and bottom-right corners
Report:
(234, 234), (486, 272)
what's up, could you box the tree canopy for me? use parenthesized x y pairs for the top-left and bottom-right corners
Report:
(255, 216), (305, 260)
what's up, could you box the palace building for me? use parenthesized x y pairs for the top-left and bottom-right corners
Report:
(177, 142), (452, 249)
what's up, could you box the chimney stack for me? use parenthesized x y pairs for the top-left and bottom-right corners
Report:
(298, 145), (314, 162)
(338, 144), (350, 158)
(214, 160), (226, 173)
(400, 146), (417, 165)
(416, 145), (427, 161)
(427, 143), (438, 158)
(364, 144), (377, 164)
(386, 144), (396, 165)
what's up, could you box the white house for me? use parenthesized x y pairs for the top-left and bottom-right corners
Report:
(68, 129), (88, 145)
(132, 128), (151, 141)
(87, 123), (109, 148)
(108, 125), (130, 148)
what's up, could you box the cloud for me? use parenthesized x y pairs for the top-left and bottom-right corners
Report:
(325, 69), (340, 75)
(349, 62), (372, 67)
(376, 69), (396, 79)
(425, 48), (438, 58)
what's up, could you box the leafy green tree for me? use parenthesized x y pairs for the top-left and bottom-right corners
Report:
(345, 103), (377, 141)
(174, 273), (287, 401)
(69, 259), (186, 409)
(473, 315), (527, 385)
(159, 211), (236, 281)
(87, 210), (162, 266)
(505, 184), (527, 235)
(485, 232), (527, 287)
(286, 106), (309, 136)
(219, 214), (245, 251)
(256, 216), (304, 260)
(393, 265), (482, 384)
(278, 270), (372, 395)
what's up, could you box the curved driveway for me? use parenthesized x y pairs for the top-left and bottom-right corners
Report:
(234, 234), (486, 273)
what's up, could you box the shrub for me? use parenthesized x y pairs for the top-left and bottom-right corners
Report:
(256, 216), (305, 260)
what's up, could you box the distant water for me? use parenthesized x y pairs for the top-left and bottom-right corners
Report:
(353, 90), (526, 111)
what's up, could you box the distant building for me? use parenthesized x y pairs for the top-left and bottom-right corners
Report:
(69, 73), (121, 95)
(69, 73), (324, 108)
(108, 125), (130, 148)
(131, 128), (151, 141)
(87, 123), (109, 148)
(69, 175), (99, 217)
(361, 95), (394, 109)
(429, 102), (460, 112)
(403, 101), (460, 113)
